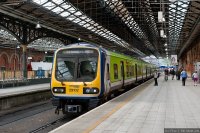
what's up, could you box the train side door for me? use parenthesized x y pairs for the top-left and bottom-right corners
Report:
(120, 61), (124, 88)
(105, 56), (111, 94)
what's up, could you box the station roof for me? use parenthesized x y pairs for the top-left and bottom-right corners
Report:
(0, 0), (200, 59)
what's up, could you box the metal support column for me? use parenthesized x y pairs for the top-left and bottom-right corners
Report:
(21, 44), (27, 79)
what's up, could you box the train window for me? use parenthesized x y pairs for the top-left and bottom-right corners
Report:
(138, 65), (141, 74)
(114, 64), (118, 79)
(56, 58), (75, 80)
(129, 66), (132, 77)
(107, 63), (110, 80)
(126, 65), (129, 77)
(132, 66), (135, 76)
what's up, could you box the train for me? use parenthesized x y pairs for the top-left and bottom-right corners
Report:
(51, 43), (156, 114)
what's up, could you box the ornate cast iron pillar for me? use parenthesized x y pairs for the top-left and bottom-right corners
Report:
(21, 44), (27, 79)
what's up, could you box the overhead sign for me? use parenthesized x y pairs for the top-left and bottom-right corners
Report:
(171, 55), (177, 66)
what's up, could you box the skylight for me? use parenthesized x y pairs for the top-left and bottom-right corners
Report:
(32, 0), (145, 56)
(0, 29), (17, 41)
(103, 0), (155, 50)
(168, 0), (189, 47)
(28, 37), (64, 51)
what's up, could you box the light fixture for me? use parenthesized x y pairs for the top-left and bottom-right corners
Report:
(164, 43), (167, 46)
(17, 45), (20, 49)
(45, 51), (47, 54)
(160, 29), (164, 37)
(165, 48), (168, 51)
(162, 17), (165, 22)
(78, 38), (81, 41)
(36, 21), (41, 29)
(158, 11), (163, 22)
(163, 35), (167, 38)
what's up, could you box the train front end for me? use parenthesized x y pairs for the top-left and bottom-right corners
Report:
(51, 45), (102, 114)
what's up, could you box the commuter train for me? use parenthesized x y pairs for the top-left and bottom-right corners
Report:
(51, 43), (156, 114)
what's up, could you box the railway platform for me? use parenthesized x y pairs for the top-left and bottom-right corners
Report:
(51, 76), (200, 133)
(0, 83), (50, 98)
(0, 83), (50, 112)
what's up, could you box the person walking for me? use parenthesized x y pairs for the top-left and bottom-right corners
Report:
(181, 69), (187, 86)
(164, 68), (169, 81)
(171, 68), (175, 80)
(154, 70), (158, 86)
(192, 71), (198, 86)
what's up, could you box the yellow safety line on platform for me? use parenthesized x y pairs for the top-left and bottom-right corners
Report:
(83, 81), (151, 133)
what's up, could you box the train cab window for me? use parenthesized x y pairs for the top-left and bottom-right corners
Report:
(56, 48), (98, 82)
(56, 58), (75, 80)
(78, 57), (97, 81)
(114, 64), (118, 79)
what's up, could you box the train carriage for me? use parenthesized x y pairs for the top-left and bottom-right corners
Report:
(51, 43), (155, 114)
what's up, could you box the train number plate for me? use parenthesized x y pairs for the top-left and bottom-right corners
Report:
(67, 85), (81, 95)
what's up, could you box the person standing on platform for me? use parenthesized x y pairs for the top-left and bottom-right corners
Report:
(192, 71), (198, 86)
(181, 69), (187, 86)
(154, 70), (158, 86)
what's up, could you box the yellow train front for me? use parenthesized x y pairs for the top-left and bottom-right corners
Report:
(51, 43), (104, 114)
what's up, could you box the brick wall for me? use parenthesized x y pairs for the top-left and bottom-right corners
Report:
(0, 48), (45, 71)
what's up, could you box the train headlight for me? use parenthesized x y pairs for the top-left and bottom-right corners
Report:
(53, 87), (65, 94)
(83, 87), (99, 94)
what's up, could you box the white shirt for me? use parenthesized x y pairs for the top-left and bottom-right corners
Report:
(192, 73), (198, 78)
(154, 72), (158, 78)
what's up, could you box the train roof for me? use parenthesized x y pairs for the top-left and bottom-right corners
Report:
(59, 42), (153, 65)
(62, 42), (100, 49)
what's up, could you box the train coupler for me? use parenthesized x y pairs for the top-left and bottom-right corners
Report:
(65, 105), (82, 113)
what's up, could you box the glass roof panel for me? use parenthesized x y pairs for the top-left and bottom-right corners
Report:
(32, 0), (48, 5)
(67, 16), (76, 21)
(73, 18), (81, 23)
(43, 2), (56, 10)
(60, 12), (70, 17)
(60, 3), (71, 9)
(31, 0), (145, 56)
(52, 6), (64, 14)
(28, 37), (64, 51)
(68, 7), (76, 13)
(52, 0), (63, 5)
(74, 11), (82, 16)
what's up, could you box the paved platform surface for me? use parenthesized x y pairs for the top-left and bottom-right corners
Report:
(0, 83), (50, 98)
(51, 76), (200, 133)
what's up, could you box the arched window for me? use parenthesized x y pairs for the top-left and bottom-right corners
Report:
(0, 54), (9, 70)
